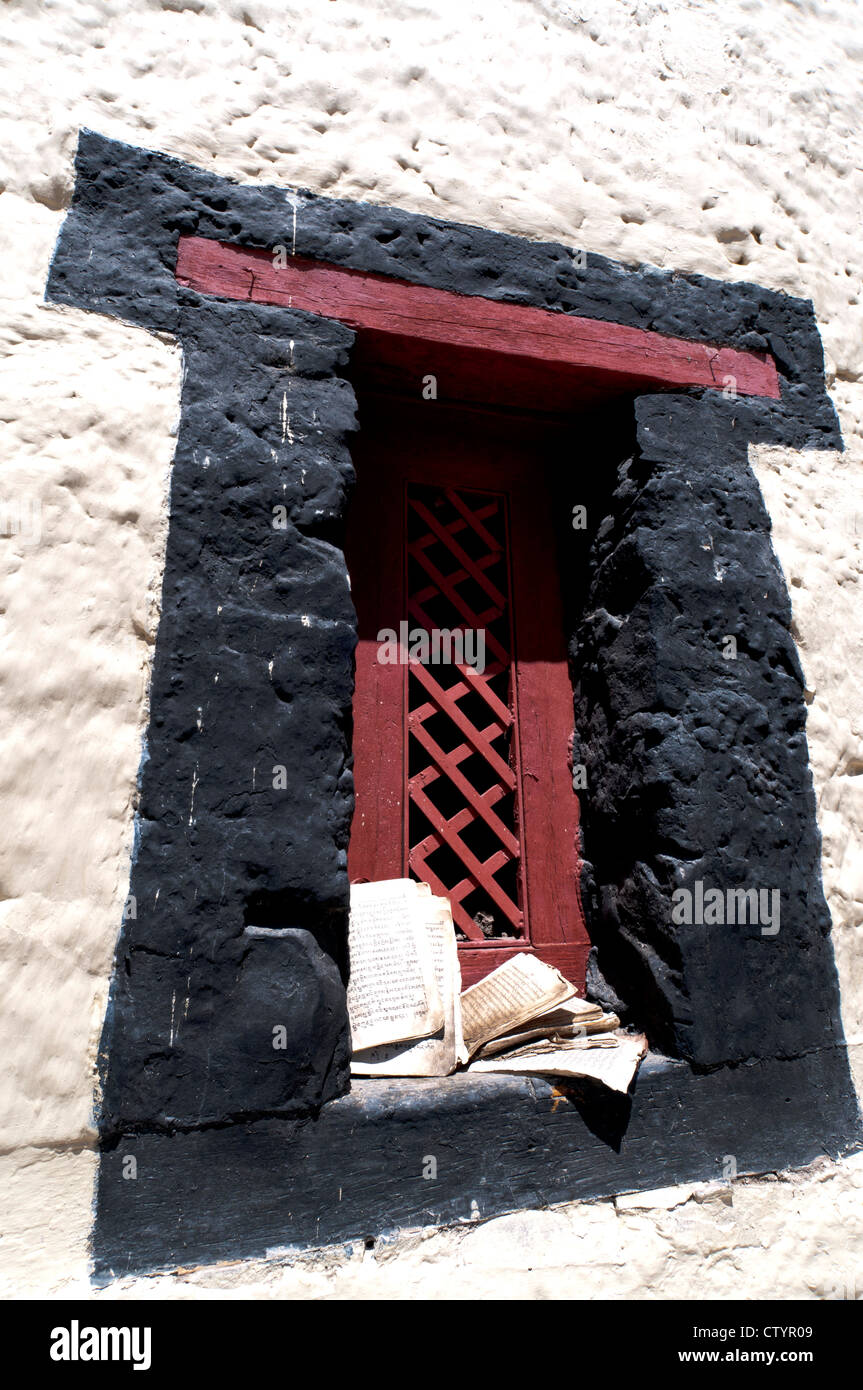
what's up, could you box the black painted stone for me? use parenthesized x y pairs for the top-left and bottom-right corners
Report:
(98, 294), (356, 1133)
(570, 394), (845, 1067)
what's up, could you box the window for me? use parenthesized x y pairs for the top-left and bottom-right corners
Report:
(53, 135), (853, 1274)
(346, 396), (590, 987)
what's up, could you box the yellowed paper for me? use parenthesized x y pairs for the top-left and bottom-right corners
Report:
(351, 896), (466, 1076)
(460, 951), (577, 1056)
(467, 1031), (648, 1092)
(473, 996), (620, 1059)
(347, 879), (444, 1052)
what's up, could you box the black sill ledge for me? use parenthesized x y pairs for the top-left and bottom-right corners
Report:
(93, 1047), (862, 1281)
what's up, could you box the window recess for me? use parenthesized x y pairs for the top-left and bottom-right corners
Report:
(346, 398), (590, 988)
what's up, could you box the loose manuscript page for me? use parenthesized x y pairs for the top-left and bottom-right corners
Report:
(460, 952), (577, 1057)
(347, 879), (444, 1052)
(351, 895), (467, 1076)
(473, 996), (620, 1059)
(468, 1031), (649, 1092)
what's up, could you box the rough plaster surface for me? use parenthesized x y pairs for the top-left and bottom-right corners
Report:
(1, 0), (861, 1295)
(751, 443), (863, 1101)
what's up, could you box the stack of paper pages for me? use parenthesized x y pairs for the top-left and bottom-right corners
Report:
(347, 879), (647, 1093)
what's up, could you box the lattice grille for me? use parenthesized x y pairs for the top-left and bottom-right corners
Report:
(407, 484), (525, 941)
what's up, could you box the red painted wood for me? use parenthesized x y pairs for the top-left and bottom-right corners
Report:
(410, 780), (522, 933)
(405, 482), (525, 939)
(410, 661), (514, 789)
(346, 399), (591, 988)
(342, 425), (405, 884)
(176, 235), (780, 401)
(508, 451), (587, 953)
(409, 717), (519, 858)
(457, 942), (591, 991)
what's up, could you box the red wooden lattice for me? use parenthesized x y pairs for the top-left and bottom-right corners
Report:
(406, 485), (525, 942)
(345, 399), (592, 989)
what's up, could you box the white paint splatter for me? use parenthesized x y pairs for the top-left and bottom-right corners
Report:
(706, 534), (725, 583)
(280, 391), (294, 444)
(284, 191), (300, 255)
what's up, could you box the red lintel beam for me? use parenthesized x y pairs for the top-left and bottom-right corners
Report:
(175, 235), (780, 400)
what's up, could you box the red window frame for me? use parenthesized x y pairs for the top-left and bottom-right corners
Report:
(176, 237), (779, 405)
(346, 399), (589, 988)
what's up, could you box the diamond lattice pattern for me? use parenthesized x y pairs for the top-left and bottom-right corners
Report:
(407, 483), (525, 941)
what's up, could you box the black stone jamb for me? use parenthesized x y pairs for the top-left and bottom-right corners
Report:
(98, 292), (358, 1136)
(571, 392), (848, 1069)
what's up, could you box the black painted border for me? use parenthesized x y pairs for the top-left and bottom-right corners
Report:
(94, 1054), (861, 1281)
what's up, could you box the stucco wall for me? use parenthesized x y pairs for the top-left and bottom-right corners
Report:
(1, 0), (861, 1297)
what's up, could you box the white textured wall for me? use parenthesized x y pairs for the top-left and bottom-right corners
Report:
(1, 0), (861, 1297)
